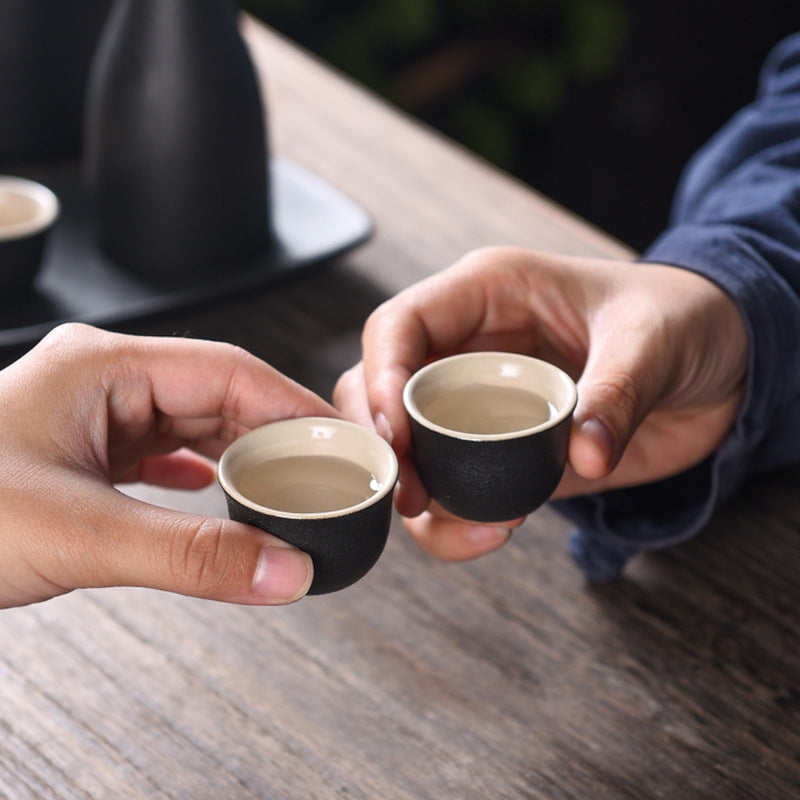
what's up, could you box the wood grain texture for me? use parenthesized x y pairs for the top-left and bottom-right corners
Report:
(0, 19), (798, 800)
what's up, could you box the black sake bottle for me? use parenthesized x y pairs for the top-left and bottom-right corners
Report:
(84, 0), (270, 281)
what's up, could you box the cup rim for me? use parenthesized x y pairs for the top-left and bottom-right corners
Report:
(218, 416), (399, 520)
(403, 351), (578, 441)
(0, 176), (60, 241)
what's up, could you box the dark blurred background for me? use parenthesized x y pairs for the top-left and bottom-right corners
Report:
(241, 0), (800, 251)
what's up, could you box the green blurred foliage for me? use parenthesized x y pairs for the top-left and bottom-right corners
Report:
(240, 0), (629, 171)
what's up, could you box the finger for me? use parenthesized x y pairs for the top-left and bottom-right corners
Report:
(333, 362), (374, 428)
(404, 502), (518, 561)
(44, 324), (336, 438)
(136, 335), (336, 426)
(116, 449), (217, 489)
(62, 486), (314, 605)
(569, 325), (672, 480)
(554, 390), (745, 497)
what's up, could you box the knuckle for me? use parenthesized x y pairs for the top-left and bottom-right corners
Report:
(460, 244), (511, 264)
(38, 322), (105, 358)
(217, 341), (270, 398)
(218, 340), (253, 364)
(170, 518), (237, 596)
(591, 373), (643, 426)
(458, 245), (527, 274)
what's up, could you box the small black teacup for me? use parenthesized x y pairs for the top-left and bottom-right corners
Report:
(0, 176), (59, 294)
(403, 352), (577, 522)
(218, 417), (398, 594)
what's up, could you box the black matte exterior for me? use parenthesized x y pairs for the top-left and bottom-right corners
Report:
(0, 231), (46, 294)
(409, 415), (571, 522)
(224, 491), (394, 595)
(84, 0), (269, 280)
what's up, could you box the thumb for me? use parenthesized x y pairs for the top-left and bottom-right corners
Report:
(569, 337), (671, 480)
(70, 489), (314, 605)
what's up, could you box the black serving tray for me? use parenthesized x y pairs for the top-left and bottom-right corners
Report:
(0, 157), (373, 352)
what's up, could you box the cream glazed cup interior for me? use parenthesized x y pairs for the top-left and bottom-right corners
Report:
(0, 176), (60, 240)
(218, 416), (399, 519)
(403, 351), (578, 440)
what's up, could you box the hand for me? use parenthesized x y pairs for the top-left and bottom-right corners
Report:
(334, 246), (748, 561)
(0, 323), (338, 608)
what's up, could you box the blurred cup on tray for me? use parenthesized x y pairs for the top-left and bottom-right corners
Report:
(0, 176), (60, 294)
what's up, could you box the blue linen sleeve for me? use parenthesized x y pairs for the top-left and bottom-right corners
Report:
(552, 32), (800, 580)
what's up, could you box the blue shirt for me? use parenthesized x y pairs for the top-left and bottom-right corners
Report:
(554, 32), (800, 580)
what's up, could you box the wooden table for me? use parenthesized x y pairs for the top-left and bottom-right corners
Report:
(1, 19), (799, 800)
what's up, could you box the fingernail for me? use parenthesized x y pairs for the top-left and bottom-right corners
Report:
(467, 526), (511, 547)
(252, 546), (313, 602)
(374, 412), (393, 444)
(578, 416), (616, 467)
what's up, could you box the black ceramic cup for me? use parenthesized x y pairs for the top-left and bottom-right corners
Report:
(0, 176), (60, 294)
(403, 352), (578, 523)
(218, 417), (399, 595)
